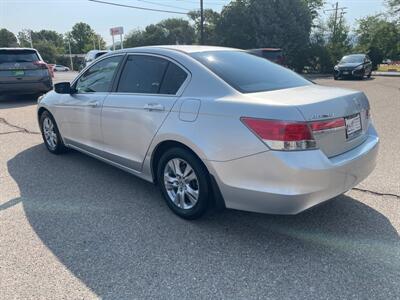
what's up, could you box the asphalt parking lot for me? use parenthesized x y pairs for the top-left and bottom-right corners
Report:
(0, 73), (399, 299)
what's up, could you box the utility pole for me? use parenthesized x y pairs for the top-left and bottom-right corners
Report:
(200, 0), (204, 45)
(324, 2), (347, 44)
(68, 39), (74, 71)
(29, 30), (33, 48)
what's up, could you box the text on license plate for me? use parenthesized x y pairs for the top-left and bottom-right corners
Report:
(345, 114), (362, 139)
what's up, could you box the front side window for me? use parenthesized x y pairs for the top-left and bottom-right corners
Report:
(191, 51), (311, 93)
(117, 55), (188, 95)
(75, 55), (122, 93)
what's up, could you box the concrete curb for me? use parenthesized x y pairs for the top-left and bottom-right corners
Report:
(372, 72), (400, 77)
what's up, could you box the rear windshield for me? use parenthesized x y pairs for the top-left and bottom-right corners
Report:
(0, 50), (39, 64)
(262, 51), (283, 60)
(191, 51), (310, 93)
(340, 55), (365, 64)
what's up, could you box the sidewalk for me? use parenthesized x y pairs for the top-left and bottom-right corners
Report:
(373, 71), (400, 77)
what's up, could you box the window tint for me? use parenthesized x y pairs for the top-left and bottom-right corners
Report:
(0, 50), (39, 63)
(75, 55), (122, 93)
(117, 55), (169, 94)
(159, 62), (188, 94)
(191, 51), (310, 93)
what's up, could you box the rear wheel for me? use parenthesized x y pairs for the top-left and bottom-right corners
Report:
(40, 111), (67, 154)
(157, 147), (210, 219)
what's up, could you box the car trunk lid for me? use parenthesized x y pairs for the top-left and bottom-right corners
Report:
(245, 84), (370, 157)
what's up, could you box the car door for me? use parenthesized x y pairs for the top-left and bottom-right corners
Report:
(101, 54), (189, 171)
(56, 55), (124, 153)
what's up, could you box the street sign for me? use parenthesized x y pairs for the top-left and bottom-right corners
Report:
(110, 26), (124, 36)
(110, 26), (124, 51)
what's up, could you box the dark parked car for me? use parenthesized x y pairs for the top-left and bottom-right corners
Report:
(0, 48), (52, 98)
(334, 54), (372, 80)
(247, 48), (285, 65)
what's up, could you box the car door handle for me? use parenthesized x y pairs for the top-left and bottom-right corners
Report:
(88, 101), (100, 108)
(144, 103), (165, 111)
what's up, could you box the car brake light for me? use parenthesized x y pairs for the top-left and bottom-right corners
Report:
(33, 61), (48, 69)
(241, 117), (316, 151)
(309, 118), (345, 132)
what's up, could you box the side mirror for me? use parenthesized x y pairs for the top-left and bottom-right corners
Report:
(54, 82), (73, 94)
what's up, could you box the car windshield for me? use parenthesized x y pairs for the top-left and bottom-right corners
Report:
(0, 50), (39, 64)
(190, 50), (311, 93)
(340, 55), (364, 63)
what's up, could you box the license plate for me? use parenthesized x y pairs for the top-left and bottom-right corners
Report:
(13, 70), (24, 76)
(345, 114), (362, 139)
(343, 71), (349, 75)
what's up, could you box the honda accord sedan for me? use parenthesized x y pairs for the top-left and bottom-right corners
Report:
(37, 46), (379, 219)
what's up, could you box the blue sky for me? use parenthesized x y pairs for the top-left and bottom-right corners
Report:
(0, 0), (386, 44)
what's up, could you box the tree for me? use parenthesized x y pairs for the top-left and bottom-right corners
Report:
(125, 18), (195, 48)
(303, 0), (325, 24)
(326, 10), (351, 63)
(33, 40), (58, 63)
(387, 0), (400, 14)
(69, 22), (97, 53)
(188, 9), (220, 45)
(355, 15), (400, 66)
(308, 20), (334, 73)
(249, 0), (313, 72)
(159, 19), (195, 45)
(0, 28), (18, 47)
(215, 0), (255, 49)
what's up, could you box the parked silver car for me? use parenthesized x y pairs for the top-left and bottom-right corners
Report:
(37, 46), (379, 219)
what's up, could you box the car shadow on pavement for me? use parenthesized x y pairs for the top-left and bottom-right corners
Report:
(6, 144), (400, 299)
(0, 95), (38, 108)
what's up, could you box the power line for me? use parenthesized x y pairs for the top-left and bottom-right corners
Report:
(88, 0), (188, 15)
(133, 0), (191, 11)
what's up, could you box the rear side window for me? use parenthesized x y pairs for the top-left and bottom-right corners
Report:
(191, 50), (311, 93)
(159, 62), (188, 94)
(0, 50), (39, 63)
(117, 55), (168, 94)
(75, 55), (122, 93)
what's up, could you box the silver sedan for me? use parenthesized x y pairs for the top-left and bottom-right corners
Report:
(37, 46), (379, 219)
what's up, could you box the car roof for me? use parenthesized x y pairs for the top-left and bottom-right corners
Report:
(344, 54), (366, 57)
(112, 45), (240, 55)
(0, 47), (38, 52)
(248, 48), (282, 51)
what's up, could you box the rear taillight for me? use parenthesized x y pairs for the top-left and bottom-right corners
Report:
(309, 118), (345, 132)
(241, 117), (316, 151)
(33, 61), (48, 69)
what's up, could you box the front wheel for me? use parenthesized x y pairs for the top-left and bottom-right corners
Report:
(157, 148), (210, 219)
(40, 111), (67, 154)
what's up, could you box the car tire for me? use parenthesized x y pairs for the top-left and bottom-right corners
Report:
(157, 147), (210, 219)
(39, 111), (67, 154)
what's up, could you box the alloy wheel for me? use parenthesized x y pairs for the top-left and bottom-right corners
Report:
(42, 117), (57, 149)
(163, 158), (200, 210)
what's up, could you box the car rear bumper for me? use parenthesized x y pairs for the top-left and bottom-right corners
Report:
(208, 125), (379, 215)
(0, 80), (52, 95)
